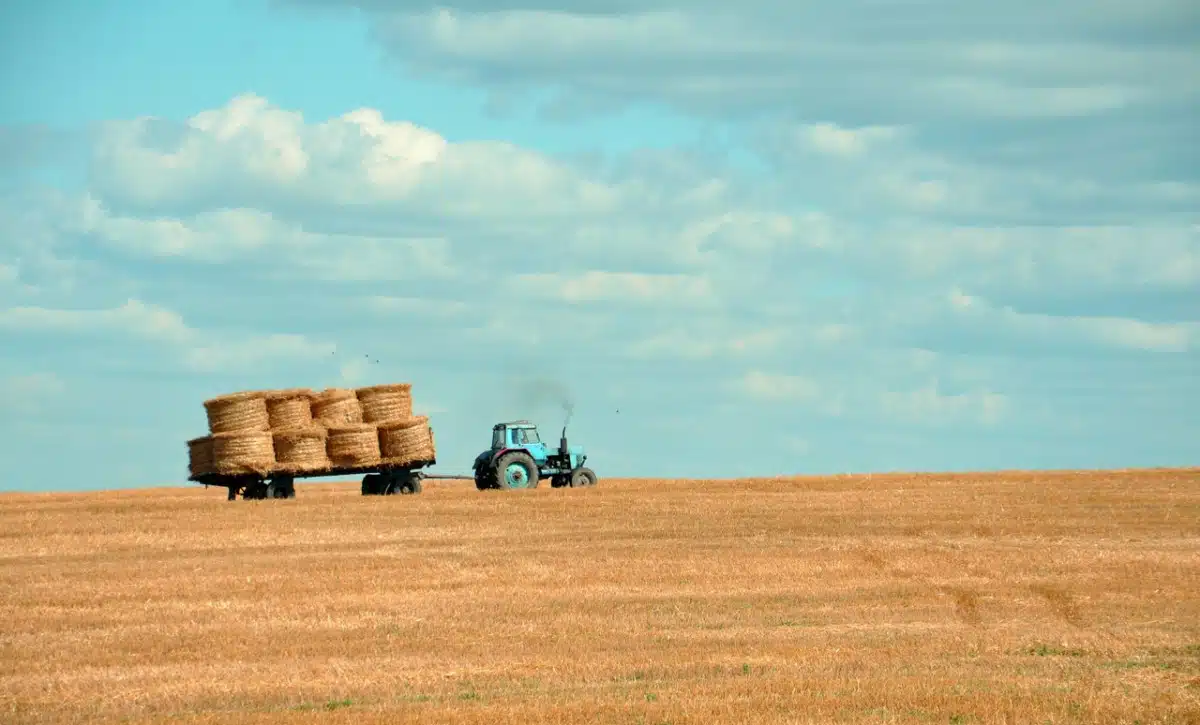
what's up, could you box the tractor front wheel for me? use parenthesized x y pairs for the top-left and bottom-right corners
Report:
(569, 467), (598, 488)
(494, 451), (538, 490)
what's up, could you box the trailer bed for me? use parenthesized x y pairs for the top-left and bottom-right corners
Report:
(189, 457), (444, 499)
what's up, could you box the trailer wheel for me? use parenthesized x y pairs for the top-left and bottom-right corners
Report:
(362, 473), (383, 496)
(396, 474), (422, 495)
(267, 476), (295, 499)
(244, 481), (269, 499)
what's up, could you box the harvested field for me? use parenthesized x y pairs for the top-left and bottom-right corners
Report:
(1, 469), (1198, 724)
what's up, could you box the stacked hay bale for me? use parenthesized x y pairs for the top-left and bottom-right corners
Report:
(357, 383), (412, 423)
(268, 389), (330, 475)
(379, 415), (436, 467)
(186, 380), (437, 480)
(356, 383), (435, 467)
(312, 388), (363, 426)
(198, 391), (277, 476)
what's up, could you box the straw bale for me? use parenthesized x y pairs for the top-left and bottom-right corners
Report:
(187, 436), (214, 477)
(326, 423), (381, 468)
(378, 416), (436, 466)
(355, 383), (414, 424)
(204, 391), (270, 434)
(211, 431), (276, 476)
(312, 388), (363, 427)
(266, 389), (315, 430)
(273, 426), (329, 474)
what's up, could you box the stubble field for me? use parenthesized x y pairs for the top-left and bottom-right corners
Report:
(1, 469), (1198, 724)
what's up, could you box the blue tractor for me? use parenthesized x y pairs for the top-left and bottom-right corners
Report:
(472, 420), (598, 490)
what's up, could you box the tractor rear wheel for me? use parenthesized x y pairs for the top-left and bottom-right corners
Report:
(569, 467), (598, 488)
(494, 451), (538, 490)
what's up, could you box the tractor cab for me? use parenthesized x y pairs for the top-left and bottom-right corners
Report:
(472, 420), (596, 491)
(492, 421), (543, 451)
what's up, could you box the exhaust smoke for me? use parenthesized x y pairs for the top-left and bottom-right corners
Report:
(510, 377), (575, 430)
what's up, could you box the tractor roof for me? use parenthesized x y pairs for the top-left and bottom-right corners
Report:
(495, 420), (536, 428)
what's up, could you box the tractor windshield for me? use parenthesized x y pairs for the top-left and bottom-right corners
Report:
(522, 428), (541, 444)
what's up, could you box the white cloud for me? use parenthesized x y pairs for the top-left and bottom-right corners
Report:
(0, 299), (336, 373)
(91, 93), (619, 219)
(804, 123), (899, 158)
(0, 373), (66, 414)
(942, 290), (1198, 353)
(340, 2), (1200, 124)
(626, 327), (786, 360)
(364, 296), (470, 317)
(78, 198), (458, 279)
(0, 299), (192, 344)
(514, 270), (715, 306)
(736, 369), (1009, 426)
(184, 334), (337, 373)
(878, 382), (1008, 426)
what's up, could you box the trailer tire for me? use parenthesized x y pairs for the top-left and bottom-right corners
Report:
(362, 473), (383, 496)
(267, 476), (295, 499)
(385, 472), (422, 495)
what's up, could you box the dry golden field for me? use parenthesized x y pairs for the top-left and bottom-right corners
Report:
(1, 469), (1198, 724)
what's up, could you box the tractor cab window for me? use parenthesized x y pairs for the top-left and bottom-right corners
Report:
(522, 428), (541, 444)
(492, 428), (505, 449)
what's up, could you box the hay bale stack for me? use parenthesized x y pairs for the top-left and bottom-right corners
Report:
(311, 388), (363, 427)
(326, 424), (381, 468)
(204, 391), (270, 434)
(378, 416), (435, 466)
(265, 388), (315, 430)
(273, 426), (329, 474)
(355, 383), (413, 424)
(187, 436), (214, 477)
(211, 431), (276, 476)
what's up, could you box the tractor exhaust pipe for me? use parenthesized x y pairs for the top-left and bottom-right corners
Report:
(560, 425), (569, 457)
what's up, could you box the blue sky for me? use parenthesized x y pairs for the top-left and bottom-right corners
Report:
(1, 0), (1197, 492)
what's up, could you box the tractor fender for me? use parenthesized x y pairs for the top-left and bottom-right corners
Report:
(487, 448), (525, 467)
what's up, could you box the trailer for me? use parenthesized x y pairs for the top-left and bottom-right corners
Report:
(189, 458), (473, 500)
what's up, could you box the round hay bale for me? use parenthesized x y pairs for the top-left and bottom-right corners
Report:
(273, 426), (329, 474)
(187, 436), (214, 477)
(378, 416), (435, 466)
(312, 388), (363, 427)
(204, 391), (270, 434)
(266, 389), (315, 430)
(355, 383), (413, 424)
(326, 423), (381, 468)
(211, 431), (276, 476)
